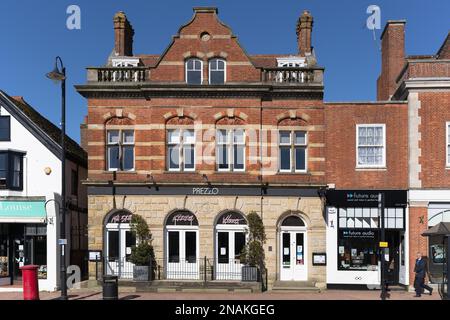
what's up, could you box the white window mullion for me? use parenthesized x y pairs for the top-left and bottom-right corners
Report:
(356, 124), (386, 168)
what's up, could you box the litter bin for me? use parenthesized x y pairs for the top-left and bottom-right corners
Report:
(102, 275), (118, 300)
(20, 265), (40, 300)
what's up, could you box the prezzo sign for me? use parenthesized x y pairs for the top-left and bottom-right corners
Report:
(192, 187), (219, 195)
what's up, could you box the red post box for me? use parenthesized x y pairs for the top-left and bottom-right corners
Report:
(20, 265), (40, 300)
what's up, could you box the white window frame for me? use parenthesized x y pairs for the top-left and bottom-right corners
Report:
(106, 129), (135, 172)
(356, 124), (386, 169)
(208, 58), (226, 84)
(446, 122), (450, 167)
(185, 58), (203, 85)
(216, 129), (245, 172)
(279, 130), (308, 173)
(167, 129), (196, 172)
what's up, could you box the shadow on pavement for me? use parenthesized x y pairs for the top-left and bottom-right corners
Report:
(71, 292), (102, 300)
(120, 295), (141, 300)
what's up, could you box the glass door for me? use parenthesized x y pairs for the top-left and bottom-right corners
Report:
(280, 230), (307, 281)
(166, 228), (199, 279)
(385, 230), (400, 285)
(216, 230), (246, 280)
(105, 225), (135, 279)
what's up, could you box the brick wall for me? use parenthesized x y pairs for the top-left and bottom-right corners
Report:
(86, 97), (326, 186)
(417, 91), (450, 188)
(325, 103), (408, 189)
(409, 206), (429, 285)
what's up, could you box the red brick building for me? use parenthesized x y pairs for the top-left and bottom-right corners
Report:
(76, 8), (450, 291)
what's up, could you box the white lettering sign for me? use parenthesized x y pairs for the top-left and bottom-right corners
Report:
(192, 187), (219, 195)
(172, 214), (194, 224)
(221, 214), (244, 225)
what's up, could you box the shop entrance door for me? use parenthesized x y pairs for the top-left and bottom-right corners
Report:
(385, 230), (400, 285)
(166, 228), (199, 279)
(215, 229), (247, 280)
(280, 230), (307, 281)
(105, 225), (135, 279)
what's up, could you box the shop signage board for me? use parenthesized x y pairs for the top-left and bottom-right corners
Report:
(217, 211), (247, 225)
(108, 211), (133, 224)
(313, 253), (327, 266)
(166, 210), (199, 226)
(340, 229), (377, 239)
(379, 241), (388, 248)
(89, 185), (321, 197)
(326, 190), (407, 208)
(88, 251), (102, 261)
(0, 200), (46, 218)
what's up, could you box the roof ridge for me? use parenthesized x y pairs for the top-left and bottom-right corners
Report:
(0, 91), (86, 165)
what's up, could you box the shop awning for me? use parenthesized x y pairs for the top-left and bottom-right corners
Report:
(422, 222), (450, 237)
(0, 200), (47, 223)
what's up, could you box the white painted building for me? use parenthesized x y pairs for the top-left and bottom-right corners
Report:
(0, 91), (87, 291)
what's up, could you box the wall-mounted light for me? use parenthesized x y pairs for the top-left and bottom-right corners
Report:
(44, 167), (52, 175)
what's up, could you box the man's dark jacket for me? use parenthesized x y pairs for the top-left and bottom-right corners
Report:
(414, 259), (427, 278)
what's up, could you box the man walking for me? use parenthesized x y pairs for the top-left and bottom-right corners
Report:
(414, 252), (433, 297)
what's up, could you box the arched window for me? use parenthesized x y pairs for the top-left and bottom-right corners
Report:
(209, 58), (226, 84)
(281, 215), (305, 227)
(165, 210), (199, 279)
(185, 58), (203, 84)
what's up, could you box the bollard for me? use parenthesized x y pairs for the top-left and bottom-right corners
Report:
(102, 275), (118, 300)
(20, 265), (40, 300)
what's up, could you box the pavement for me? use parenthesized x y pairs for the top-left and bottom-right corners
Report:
(0, 289), (441, 300)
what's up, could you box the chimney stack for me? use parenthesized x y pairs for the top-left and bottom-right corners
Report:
(377, 20), (406, 100)
(113, 11), (134, 56)
(297, 10), (314, 56)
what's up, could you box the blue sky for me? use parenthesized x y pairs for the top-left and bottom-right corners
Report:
(0, 0), (448, 143)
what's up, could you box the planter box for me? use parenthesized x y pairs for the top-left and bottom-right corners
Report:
(241, 266), (259, 282)
(133, 266), (150, 281)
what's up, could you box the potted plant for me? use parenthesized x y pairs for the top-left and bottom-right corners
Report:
(129, 214), (155, 281)
(240, 211), (266, 282)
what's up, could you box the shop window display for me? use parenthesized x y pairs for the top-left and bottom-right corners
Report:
(337, 207), (404, 271)
(338, 229), (379, 271)
(0, 236), (8, 277)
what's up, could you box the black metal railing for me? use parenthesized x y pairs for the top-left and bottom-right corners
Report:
(98, 256), (264, 284)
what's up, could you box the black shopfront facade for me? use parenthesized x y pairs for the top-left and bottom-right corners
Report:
(325, 190), (408, 287)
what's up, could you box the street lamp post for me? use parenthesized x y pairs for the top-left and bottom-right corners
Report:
(46, 56), (67, 300)
(379, 192), (387, 300)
